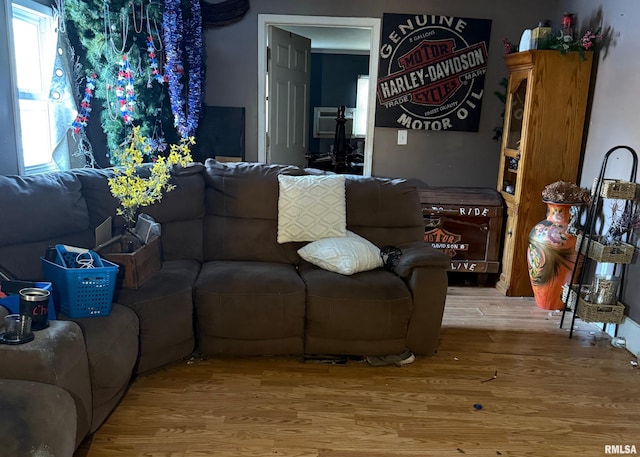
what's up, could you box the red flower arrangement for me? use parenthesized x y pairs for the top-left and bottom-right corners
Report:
(501, 26), (604, 60)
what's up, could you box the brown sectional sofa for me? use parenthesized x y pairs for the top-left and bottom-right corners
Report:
(0, 159), (449, 455)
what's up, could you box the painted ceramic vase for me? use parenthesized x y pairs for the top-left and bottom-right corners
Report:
(527, 201), (579, 310)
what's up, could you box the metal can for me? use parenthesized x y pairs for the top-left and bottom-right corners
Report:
(19, 287), (50, 331)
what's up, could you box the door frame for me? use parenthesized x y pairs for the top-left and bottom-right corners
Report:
(258, 14), (381, 176)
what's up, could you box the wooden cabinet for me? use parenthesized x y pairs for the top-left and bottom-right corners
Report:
(419, 187), (503, 275)
(495, 50), (593, 297)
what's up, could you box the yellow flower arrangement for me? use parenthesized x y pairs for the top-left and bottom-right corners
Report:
(108, 126), (194, 227)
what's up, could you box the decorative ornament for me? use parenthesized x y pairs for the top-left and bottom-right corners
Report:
(67, 0), (174, 164)
(72, 73), (97, 134)
(163, 0), (204, 138)
(147, 35), (165, 86)
(116, 53), (136, 124)
(131, 0), (144, 34)
(501, 38), (518, 55)
(561, 12), (575, 39)
(104, 2), (130, 56)
(503, 26), (605, 60)
(146, 2), (163, 51)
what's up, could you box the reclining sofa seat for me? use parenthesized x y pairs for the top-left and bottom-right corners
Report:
(197, 161), (306, 355)
(196, 159), (449, 357)
(75, 165), (205, 373)
(0, 378), (77, 457)
(0, 165), (205, 449)
(0, 170), (140, 447)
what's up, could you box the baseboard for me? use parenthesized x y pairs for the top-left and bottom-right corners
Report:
(617, 316), (640, 359)
(599, 316), (640, 358)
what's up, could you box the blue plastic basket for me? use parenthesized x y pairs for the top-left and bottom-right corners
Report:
(41, 246), (118, 318)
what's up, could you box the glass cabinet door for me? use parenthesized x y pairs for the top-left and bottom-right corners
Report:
(499, 71), (529, 197)
(505, 72), (528, 152)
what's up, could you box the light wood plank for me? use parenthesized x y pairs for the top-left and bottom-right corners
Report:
(75, 287), (640, 457)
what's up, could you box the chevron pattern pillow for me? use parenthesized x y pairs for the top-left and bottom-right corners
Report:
(277, 174), (347, 243)
(297, 230), (383, 275)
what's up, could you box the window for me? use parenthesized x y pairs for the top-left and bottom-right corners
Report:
(11, 0), (57, 174)
(353, 75), (369, 138)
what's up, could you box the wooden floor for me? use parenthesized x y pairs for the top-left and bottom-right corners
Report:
(75, 287), (640, 457)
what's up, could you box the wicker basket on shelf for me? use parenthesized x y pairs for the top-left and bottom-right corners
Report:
(592, 178), (638, 199)
(561, 284), (625, 323)
(576, 300), (625, 323)
(576, 234), (635, 264)
(562, 284), (577, 310)
(561, 284), (588, 310)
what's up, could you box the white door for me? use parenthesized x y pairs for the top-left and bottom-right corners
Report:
(267, 26), (310, 167)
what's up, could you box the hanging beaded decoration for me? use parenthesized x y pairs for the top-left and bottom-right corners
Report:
(131, 0), (144, 34)
(72, 73), (97, 134)
(146, 2), (165, 86)
(105, 81), (117, 121)
(103, 3), (129, 56)
(115, 54), (136, 124)
(147, 35), (165, 86)
(146, 2), (163, 51)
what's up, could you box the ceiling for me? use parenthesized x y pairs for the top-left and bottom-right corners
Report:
(277, 25), (371, 54)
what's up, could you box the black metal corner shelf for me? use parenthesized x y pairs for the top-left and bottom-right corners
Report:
(560, 145), (638, 338)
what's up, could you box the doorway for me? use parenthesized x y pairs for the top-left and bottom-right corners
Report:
(257, 14), (381, 176)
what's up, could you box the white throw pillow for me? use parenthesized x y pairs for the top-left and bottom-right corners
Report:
(277, 174), (347, 243)
(298, 230), (383, 275)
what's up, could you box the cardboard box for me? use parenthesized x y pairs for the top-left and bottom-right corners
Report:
(96, 234), (161, 289)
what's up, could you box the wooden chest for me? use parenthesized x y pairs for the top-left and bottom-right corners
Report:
(418, 187), (503, 274)
(96, 235), (162, 289)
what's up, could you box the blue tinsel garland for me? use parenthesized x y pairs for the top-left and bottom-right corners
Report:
(163, 0), (204, 138)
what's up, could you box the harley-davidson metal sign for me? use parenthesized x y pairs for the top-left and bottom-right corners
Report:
(376, 13), (492, 131)
(424, 227), (469, 258)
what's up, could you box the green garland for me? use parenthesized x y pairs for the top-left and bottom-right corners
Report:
(65, 0), (178, 165)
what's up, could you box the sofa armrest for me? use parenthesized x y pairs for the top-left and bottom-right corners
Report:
(392, 242), (450, 278)
(391, 242), (449, 356)
(0, 320), (93, 447)
(0, 379), (77, 457)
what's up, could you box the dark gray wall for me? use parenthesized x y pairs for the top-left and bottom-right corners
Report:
(204, 0), (557, 186)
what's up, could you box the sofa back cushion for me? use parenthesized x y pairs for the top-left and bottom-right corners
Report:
(74, 165), (205, 262)
(138, 165), (205, 262)
(345, 176), (425, 248)
(71, 168), (119, 228)
(0, 172), (93, 280)
(0, 172), (90, 246)
(203, 160), (302, 263)
(203, 160), (425, 263)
